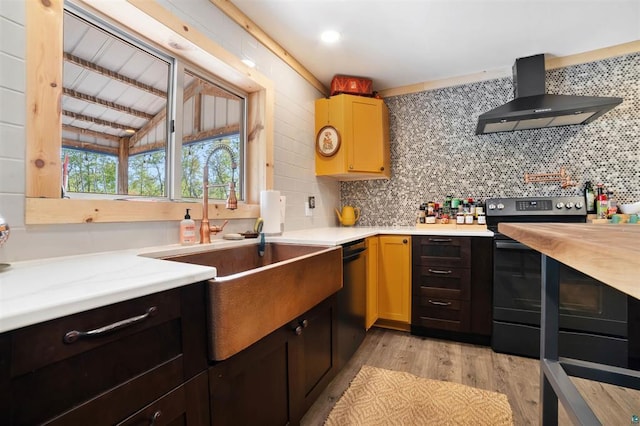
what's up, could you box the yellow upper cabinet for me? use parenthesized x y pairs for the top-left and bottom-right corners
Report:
(315, 94), (390, 180)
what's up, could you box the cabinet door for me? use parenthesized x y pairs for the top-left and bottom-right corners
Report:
(348, 97), (385, 173)
(289, 295), (338, 423)
(378, 235), (411, 323)
(209, 328), (291, 426)
(366, 236), (379, 329)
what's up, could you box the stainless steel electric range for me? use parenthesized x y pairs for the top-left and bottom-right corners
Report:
(486, 196), (628, 367)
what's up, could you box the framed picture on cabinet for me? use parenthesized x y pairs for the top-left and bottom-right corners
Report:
(316, 125), (341, 157)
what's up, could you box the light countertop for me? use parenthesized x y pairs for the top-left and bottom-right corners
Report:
(269, 225), (493, 245)
(499, 223), (640, 300)
(0, 225), (492, 333)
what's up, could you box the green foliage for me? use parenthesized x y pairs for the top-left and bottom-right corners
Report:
(62, 149), (117, 194)
(128, 151), (166, 196)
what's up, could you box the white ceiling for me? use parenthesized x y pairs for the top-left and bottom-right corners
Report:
(231, 0), (640, 92)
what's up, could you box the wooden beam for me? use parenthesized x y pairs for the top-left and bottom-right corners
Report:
(183, 124), (240, 143)
(62, 138), (119, 155)
(26, 0), (63, 198)
(209, 0), (328, 96)
(64, 52), (167, 98)
(129, 140), (167, 155)
(25, 198), (260, 224)
(63, 110), (137, 132)
(63, 124), (122, 143)
(118, 138), (129, 194)
(63, 88), (155, 120)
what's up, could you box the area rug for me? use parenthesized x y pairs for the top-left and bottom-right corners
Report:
(325, 365), (513, 425)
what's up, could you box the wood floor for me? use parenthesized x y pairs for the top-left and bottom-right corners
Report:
(301, 328), (640, 425)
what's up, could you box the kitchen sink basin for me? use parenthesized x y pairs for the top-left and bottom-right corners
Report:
(164, 243), (342, 360)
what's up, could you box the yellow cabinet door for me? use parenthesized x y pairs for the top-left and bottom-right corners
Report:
(365, 236), (379, 329)
(315, 94), (390, 180)
(378, 235), (411, 323)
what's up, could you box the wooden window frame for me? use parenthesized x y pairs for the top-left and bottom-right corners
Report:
(25, 0), (274, 224)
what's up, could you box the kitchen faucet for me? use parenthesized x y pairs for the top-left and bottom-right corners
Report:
(200, 144), (238, 244)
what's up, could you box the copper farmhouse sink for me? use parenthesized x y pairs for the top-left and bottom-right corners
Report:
(164, 243), (342, 360)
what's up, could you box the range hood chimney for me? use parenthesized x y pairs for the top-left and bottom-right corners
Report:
(475, 54), (622, 135)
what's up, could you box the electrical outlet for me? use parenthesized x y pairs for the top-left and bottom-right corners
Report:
(305, 201), (313, 217)
(308, 196), (315, 209)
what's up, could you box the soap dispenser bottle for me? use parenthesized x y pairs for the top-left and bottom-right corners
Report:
(180, 208), (196, 245)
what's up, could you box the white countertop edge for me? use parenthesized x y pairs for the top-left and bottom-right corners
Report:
(0, 225), (493, 333)
(0, 253), (216, 333)
(267, 226), (493, 245)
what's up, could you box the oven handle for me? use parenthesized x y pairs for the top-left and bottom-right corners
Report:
(495, 240), (530, 250)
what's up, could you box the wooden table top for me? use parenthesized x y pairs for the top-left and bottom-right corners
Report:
(498, 223), (640, 300)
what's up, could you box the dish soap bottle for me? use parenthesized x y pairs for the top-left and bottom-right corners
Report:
(180, 208), (196, 245)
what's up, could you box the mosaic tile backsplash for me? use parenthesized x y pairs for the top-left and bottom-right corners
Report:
(341, 53), (640, 226)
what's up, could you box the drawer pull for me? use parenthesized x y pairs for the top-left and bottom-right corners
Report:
(150, 410), (162, 426)
(428, 269), (452, 275)
(428, 300), (452, 306)
(428, 238), (452, 242)
(63, 306), (158, 344)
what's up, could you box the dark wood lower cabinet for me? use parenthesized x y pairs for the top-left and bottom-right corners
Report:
(411, 236), (493, 344)
(209, 294), (338, 426)
(0, 283), (209, 425)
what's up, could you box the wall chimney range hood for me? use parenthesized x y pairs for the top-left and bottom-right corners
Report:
(475, 54), (622, 135)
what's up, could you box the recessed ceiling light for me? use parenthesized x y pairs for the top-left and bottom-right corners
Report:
(320, 30), (341, 44)
(241, 58), (256, 68)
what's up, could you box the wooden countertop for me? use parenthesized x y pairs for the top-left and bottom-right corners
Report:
(499, 223), (640, 300)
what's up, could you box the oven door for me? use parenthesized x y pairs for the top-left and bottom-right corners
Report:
(493, 238), (627, 337)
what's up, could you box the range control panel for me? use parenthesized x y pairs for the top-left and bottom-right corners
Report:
(486, 196), (586, 217)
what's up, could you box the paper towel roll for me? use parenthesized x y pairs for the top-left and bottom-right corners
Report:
(260, 190), (281, 234)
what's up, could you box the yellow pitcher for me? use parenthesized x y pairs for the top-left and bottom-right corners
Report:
(335, 206), (360, 226)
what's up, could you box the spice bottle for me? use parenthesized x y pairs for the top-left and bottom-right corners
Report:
(584, 181), (596, 214)
(596, 184), (608, 219)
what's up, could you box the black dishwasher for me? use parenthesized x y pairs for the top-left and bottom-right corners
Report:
(337, 239), (367, 369)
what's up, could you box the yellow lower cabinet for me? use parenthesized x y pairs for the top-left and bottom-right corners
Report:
(365, 236), (379, 329)
(377, 235), (411, 325)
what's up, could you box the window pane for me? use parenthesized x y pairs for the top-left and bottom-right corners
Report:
(181, 71), (243, 201)
(62, 9), (169, 197)
(61, 148), (117, 195)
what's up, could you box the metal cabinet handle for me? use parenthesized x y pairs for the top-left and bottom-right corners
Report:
(402, 239), (408, 244)
(150, 411), (162, 426)
(380, 166), (385, 171)
(63, 306), (158, 344)
(300, 319), (309, 328)
(294, 325), (303, 335)
(428, 269), (452, 275)
(428, 238), (452, 242)
(428, 300), (452, 306)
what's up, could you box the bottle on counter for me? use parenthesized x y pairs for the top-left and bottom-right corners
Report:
(607, 190), (617, 218)
(584, 181), (596, 214)
(180, 208), (197, 245)
(596, 183), (608, 219)
(443, 195), (452, 215)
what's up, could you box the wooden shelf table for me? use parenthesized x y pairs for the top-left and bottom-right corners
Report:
(498, 223), (640, 425)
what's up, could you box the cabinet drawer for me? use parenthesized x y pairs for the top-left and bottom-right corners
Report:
(11, 288), (181, 375)
(412, 266), (470, 300)
(412, 299), (470, 332)
(44, 357), (184, 426)
(7, 290), (185, 425)
(118, 371), (209, 426)
(412, 236), (471, 268)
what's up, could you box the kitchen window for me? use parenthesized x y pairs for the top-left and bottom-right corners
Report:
(26, 0), (270, 224)
(60, 7), (245, 202)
